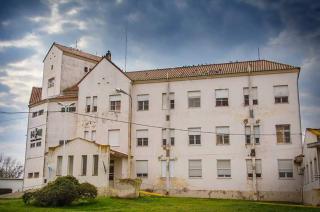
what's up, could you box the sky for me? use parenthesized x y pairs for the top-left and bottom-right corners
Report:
(0, 0), (319, 163)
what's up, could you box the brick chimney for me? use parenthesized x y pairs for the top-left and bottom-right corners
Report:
(105, 50), (111, 61)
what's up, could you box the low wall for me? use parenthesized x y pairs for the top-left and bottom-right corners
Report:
(303, 189), (320, 206)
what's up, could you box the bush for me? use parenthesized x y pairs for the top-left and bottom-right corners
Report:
(78, 183), (97, 200)
(23, 176), (97, 207)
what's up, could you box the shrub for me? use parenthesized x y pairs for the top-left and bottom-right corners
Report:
(22, 176), (97, 207)
(78, 182), (97, 200)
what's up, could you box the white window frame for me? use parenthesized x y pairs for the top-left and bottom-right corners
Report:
(136, 129), (148, 147)
(278, 159), (293, 179)
(188, 128), (201, 145)
(217, 159), (231, 178)
(136, 160), (148, 178)
(188, 91), (201, 108)
(189, 159), (202, 178)
(216, 126), (230, 145)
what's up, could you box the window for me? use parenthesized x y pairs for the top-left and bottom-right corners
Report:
(276, 125), (291, 144)
(136, 160), (148, 178)
(30, 128), (42, 141)
(92, 96), (98, 112)
(310, 161), (314, 182)
(108, 130), (120, 147)
(188, 128), (201, 145)
(30, 143), (35, 148)
(84, 131), (89, 140)
(161, 160), (174, 177)
(162, 93), (175, 109)
(243, 87), (258, 106)
(215, 89), (229, 106)
(34, 172), (39, 178)
(85, 97), (91, 112)
(110, 95), (121, 112)
(137, 130), (148, 146)
(28, 173), (33, 178)
(68, 155), (74, 176)
(314, 158), (318, 179)
(38, 109), (44, 116)
(274, 85), (289, 103)
(137, 95), (149, 111)
(81, 155), (87, 176)
(51, 65), (53, 70)
(278, 159), (293, 178)
(61, 106), (76, 112)
(93, 155), (99, 176)
(189, 159), (202, 178)
(217, 160), (231, 178)
(305, 164), (309, 184)
(48, 77), (55, 88)
(216, 126), (230, 145)
(162, 129), (175, 146)
(32, 112), (38, 118)
(245, 126), (260, 144)
(91, 130), (96, 141)
(246, 159), (262, 178)
(56, 156), (63, 176)
(36, 142), (41, 147)
(188, 91), (200, 108)
(84, 67), (88, 73)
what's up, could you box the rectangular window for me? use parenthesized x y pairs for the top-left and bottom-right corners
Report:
(217, 160), (231, 178)
(34, 172), (39, 178)
(108, 129), (120, 147)
(310, 161), (314, 182)
(68, 155), (74, 176)
(162, 129), (175, 146)
(306, 164), (309, 184)
(188, 91), (200, 108)
(246, 159), (262, 178)
(188, 128), (201, 145)
(274, 85), (289, 103)
(136, 160), (148, 178)
(92, 96), (97, 112)
(245, 126), (260, 144)
(38, 109), (44, 116)
(161, 160), (174, 178)
(215, 89), (229, 106)
(81, 155), (87, 176)
(93, 155), (99, 176)
(109, 95), (121, 112)
(278, 159), (293, 178)
(216, 126), (230, 145)
(85, 97), (91, 113)
(162, 93), (175, 109)
(136, 130), (148, 146)
(243, 87), (258, 106)
(84, 131), (89, 140)
(48, 77), (55, 88)
(32, 112), (38, 118)
(28, 173), (33, 178)
(91, 130), (96, 141)
(30, 143), (35, 148)
(56, 156), (63, 176)
(189, 159), (202, 178)
(137, 94), (149, 111)
(36, 142), (41, 147)
(276, 125), (291, 144)
(314, 158), (318, 178)
(84, 67), (88, 73)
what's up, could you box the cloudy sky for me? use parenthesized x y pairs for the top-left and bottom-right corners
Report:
(0, 0), (319, 163)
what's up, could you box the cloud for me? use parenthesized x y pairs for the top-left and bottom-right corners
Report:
(0, 34), (42, 51)
(29, 1), (87, 34)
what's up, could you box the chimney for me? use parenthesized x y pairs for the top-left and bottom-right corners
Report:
(105, 50), (111, 61)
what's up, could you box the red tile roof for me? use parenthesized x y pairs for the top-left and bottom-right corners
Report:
(54, 43), (102, 62)
(29, 87), (42, 105)
(125, 60), (299, 81)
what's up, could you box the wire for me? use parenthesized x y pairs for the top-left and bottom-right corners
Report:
(0, 110), (304, 136)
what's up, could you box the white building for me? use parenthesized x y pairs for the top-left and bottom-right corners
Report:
(303, 128), (320, 205)
(24, 42), (304, 203)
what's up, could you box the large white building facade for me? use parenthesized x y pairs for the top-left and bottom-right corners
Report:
(24, 43), (305, 203)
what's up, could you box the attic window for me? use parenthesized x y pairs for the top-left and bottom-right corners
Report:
(84, 67), (88, 73)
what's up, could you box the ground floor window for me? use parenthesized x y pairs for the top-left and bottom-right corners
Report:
(136, 160), (148, 178)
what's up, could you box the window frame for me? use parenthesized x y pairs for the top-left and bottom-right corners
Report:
(188, 91), (201, 108)
(188, 128), (201, 145)
(188, 159), (202, 178)
(215, 89), (229, 107)
(276, 124), (291, 144)
(217, 159), (231, 178)
(278, 159), (293, 179)
(136, 160), (148, 178)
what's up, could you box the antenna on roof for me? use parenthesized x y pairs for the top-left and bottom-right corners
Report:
(258, 47), (260, 60)
(124, 21), (128, 72)
(75, 40), (78, 49)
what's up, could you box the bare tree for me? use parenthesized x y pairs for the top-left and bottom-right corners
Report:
(0, 153), (24, 178)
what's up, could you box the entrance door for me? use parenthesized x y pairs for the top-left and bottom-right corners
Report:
(109, 160), (115, 181)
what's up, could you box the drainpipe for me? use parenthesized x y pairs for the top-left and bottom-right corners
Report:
(248, 65), (258, 200)
(165, 72), (171, 195)
(128, 83), (133, 178)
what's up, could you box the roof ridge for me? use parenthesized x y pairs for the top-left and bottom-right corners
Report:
(128, 59), (296, 74)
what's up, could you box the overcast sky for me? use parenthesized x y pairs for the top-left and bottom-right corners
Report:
(0, 0), (319, 163)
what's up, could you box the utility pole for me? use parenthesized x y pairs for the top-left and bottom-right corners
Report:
(248, 65), (258, 200)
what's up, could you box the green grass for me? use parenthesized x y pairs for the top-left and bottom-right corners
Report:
(0, 196), (318, 212)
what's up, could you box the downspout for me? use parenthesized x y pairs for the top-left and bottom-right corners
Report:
(127, 81), (133, 178)
(296, 68), (303, 204)
(248, 65), (258, 200)
(165, 72), (171, 195)
(42, 100), (49, 184)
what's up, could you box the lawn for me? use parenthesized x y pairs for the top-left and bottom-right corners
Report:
(0, 196), (318, 212)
